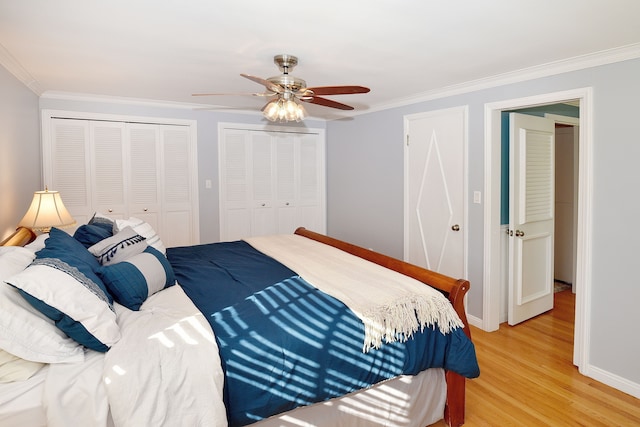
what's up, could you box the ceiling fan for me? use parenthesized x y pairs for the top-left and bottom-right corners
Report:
(192, 54), (370, 122)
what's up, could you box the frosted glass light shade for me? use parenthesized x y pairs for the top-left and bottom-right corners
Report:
(18, 189), (76, 232)
(263, 97), (307, 122)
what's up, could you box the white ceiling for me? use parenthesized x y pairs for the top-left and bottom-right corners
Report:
(2, 0), (640, 120)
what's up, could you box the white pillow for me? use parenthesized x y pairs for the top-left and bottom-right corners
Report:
(0, 248), (84, 363)
(0, 348), (44, 383)
(24, 233), (49, 252)
(115, 217), (166, 255)
(6, 228), (121, 353)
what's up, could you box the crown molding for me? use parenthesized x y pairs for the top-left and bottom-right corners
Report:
(0, 42), (42, 95)
(40, 90), (216, 110)
(5, 41), (639, 119)
(360, 42), (640, 116)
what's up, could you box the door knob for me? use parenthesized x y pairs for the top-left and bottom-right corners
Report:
(451, 224), (460, 231)
(515, 230), (525, 237)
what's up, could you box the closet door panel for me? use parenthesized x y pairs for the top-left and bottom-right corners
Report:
(91, 122), (126, 218)
(48, 119), (92, 224)
(251, 132), (276, 236)
(128, 124), (161, 231)
(220, 130), (249, 241)
(162, 126), (195, 247)
(274, 134), (297, 233)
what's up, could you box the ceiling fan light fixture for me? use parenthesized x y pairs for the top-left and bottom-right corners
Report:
(263, 96), (306, 122)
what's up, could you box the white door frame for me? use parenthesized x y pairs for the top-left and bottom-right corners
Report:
(483, 88), (593, 371)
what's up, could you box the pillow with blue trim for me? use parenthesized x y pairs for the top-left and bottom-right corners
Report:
(88, 226), (147, 266)
(5, 228), (120, 352)
(98, 246), (176, 311)
(0, 246), (85, 363)
(115, 217), (166, 255)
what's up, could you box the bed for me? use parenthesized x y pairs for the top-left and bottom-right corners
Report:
(0, 220), (479, 427)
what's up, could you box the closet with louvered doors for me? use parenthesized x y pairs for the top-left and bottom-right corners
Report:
(219, 125), (326, 242)
(42, 113), (199, 248)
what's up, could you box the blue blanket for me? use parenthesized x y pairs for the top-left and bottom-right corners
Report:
(167, 241), (479, 426)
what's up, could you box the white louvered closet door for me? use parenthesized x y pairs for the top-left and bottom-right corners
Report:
(252, 132), (276, 236)
(219, 126), (326, 242)
(92, 121), (126, 220)
(161, 125), (195, 247)
(275, 133), (296, 234)
(47, 119), (92, 225)
(220, 129), (251, 241)
(44, 114), (199, 247)
(128, 124), (161, 232)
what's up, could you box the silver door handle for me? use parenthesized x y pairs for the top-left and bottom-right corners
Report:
(451, 224), (460, 231)
(515, 230), (525, 237)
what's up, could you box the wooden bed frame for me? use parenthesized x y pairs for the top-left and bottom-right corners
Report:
(1, 226), (470, 426)
(294, 227), (471, 427)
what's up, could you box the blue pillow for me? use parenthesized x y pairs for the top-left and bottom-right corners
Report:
(73, 224), (113, 248)
(8, 228), (120, 352)
(99, 246), (176, 311)
(88, 212), (115, 234)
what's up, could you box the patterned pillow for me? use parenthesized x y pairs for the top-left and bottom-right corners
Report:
(88, 226), (147, 266)
(98, 246), (176, 310)
(0, 246), (85, 363)
(115, 217), (166, 255)
(6, 228), (120, 352)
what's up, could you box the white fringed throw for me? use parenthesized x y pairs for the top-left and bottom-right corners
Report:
(245, 234), (464, 352)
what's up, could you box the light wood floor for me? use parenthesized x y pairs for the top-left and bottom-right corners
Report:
(431, 290), (640, 426)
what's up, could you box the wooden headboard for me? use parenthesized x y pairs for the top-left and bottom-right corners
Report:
(0, 227), (36, 247)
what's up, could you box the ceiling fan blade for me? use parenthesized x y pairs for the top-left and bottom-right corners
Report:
(304, 85), (370, 96)
(303, 96), (354, 110)
(240, 73), (282, 93)
(192, 92), (275, 97)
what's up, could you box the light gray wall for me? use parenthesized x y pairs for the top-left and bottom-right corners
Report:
(0, 65), (40, 241)
(325, 57), (640, 387)
(5, 56), (640, 391)
(37, 97), (326, 244)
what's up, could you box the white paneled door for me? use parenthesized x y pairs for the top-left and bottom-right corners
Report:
(508, 113), (555, 325)
(404, 107), (467, 280)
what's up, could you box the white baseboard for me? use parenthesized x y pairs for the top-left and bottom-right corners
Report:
(582, 364), (640, 399)
(467, 313), (483, 329)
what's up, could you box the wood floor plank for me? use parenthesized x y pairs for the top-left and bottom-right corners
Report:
(430, 291), (640, 426)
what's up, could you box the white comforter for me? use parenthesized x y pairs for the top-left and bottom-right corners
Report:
(104, 285), (227, 427)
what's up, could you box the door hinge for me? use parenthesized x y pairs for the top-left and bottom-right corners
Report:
(406, 135), (410, 146)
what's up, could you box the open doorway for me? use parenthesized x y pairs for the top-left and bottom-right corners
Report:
(483, 88), (593, 372)
(499, 106), (579, 325)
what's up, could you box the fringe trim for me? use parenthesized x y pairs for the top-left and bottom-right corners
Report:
(98, 234), (146, 264)
(360, 294), (465, 352)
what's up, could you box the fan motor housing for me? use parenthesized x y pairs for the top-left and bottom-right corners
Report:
(267, 75), (307, 93)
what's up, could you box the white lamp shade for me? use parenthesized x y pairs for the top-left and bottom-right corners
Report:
(18, 190), (76, 232)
